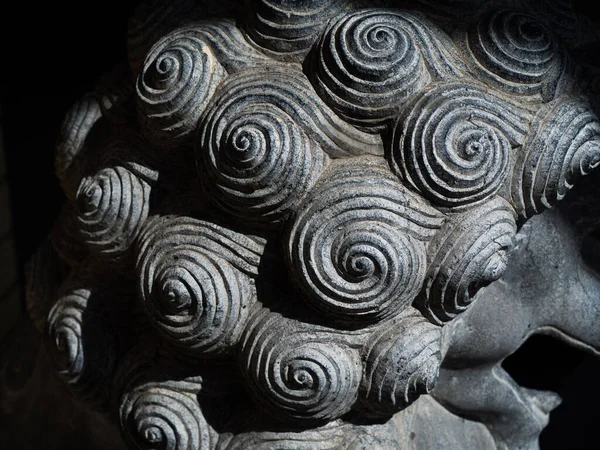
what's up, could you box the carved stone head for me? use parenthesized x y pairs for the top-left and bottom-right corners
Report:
(20, 0), (600, 449)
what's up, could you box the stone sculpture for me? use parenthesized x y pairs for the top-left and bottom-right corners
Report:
(4, 0), (600, 449)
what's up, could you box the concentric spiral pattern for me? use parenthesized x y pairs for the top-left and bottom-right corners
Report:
(310, 10), (431, 130)
(245, 0), (346, 59)
(465, 10), (570, 101)
(33, 1), (600, 447)
(389, 81), (531, 207)
(76, 166), (151, 259)
(198, 101), (329, 226)
(240, 309), (361, 424)
(415, 197), (517, 324)
(136, 216), (264, 354)
(287, 159), (444, 322)
(512, 96), (600, 218)
(46, 274), (120, 407)
(360, 307), (442, 416)
(197, 68), (383, 158)
(120, 378), (216, 450)
(136, 28), (226, 147)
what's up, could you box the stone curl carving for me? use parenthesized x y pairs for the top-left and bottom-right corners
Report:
(119, 376), (217, 450)
(20, 1), (600, 449)
(512, 95), (600, 218)
(136, 28), (226, 147)
(75, 164), (153, 260)
(389, 81), (532, 207)
(197, 97), (329, 226)
(244, 0), (347, 60)
(239, 308), (362, 424)
(308, 9), (467, 130)
(286, 158), (444, 322)
(136, 215), (264, 355)
(463, 9), (572, 101)
(415, 197), (517, 324)
(197, 68), (383, 158)
(360, 307), (442, 416)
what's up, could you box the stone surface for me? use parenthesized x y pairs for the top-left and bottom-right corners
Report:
(2, 0), (600, 448)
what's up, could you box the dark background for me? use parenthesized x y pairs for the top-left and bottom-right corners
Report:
(1, 1), (599, 448)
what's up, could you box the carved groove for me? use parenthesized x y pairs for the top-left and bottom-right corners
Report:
(198, 101), (329, 226)
(464, 10), (571, 101)
(136, 216), (263, 355)
(76, 165), (151, 259)
(286, 158), (444, 322)
(197, 68), (384, 158)
(360, 307), (442, 416)
(136, 28), (226, 147)
(120, 377), (216, 450)
(309, 9), (467, 130)
(512, 96), (600, 218)
(245, 0), (347, 60)
(240, 309), (361, 424)
(415, 197), (517, 324)
(310, 9), (431, 130)
(183, 20), (273, 72)
(389, 81), (532, 207)
(24, 1), (600, 448)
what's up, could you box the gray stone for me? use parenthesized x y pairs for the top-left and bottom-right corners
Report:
(3, 0), (600, 448)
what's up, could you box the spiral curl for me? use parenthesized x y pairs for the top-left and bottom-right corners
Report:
(465, 10), (571, 101)
(245, 0), (347, 59)
(197, 68), (383, 158)
(512, 96), (600, 218)
(286, 159), (444, 322)
(415, 197), (517, 325)
(240, 310), (361, 424)
(136, 216), (264, 354)
(136, 28), (226, 147)
(120, 378), (216, 450)
(310, 10), (431, 130)
(76, 165), (151, 259)
(389, 81), (532, 207)
(198, 102), (329, 226)
(46, 275), (121, 407)
(360, 307), (442, 415)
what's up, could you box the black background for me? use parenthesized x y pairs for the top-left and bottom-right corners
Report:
(1, 1), (599, 448)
